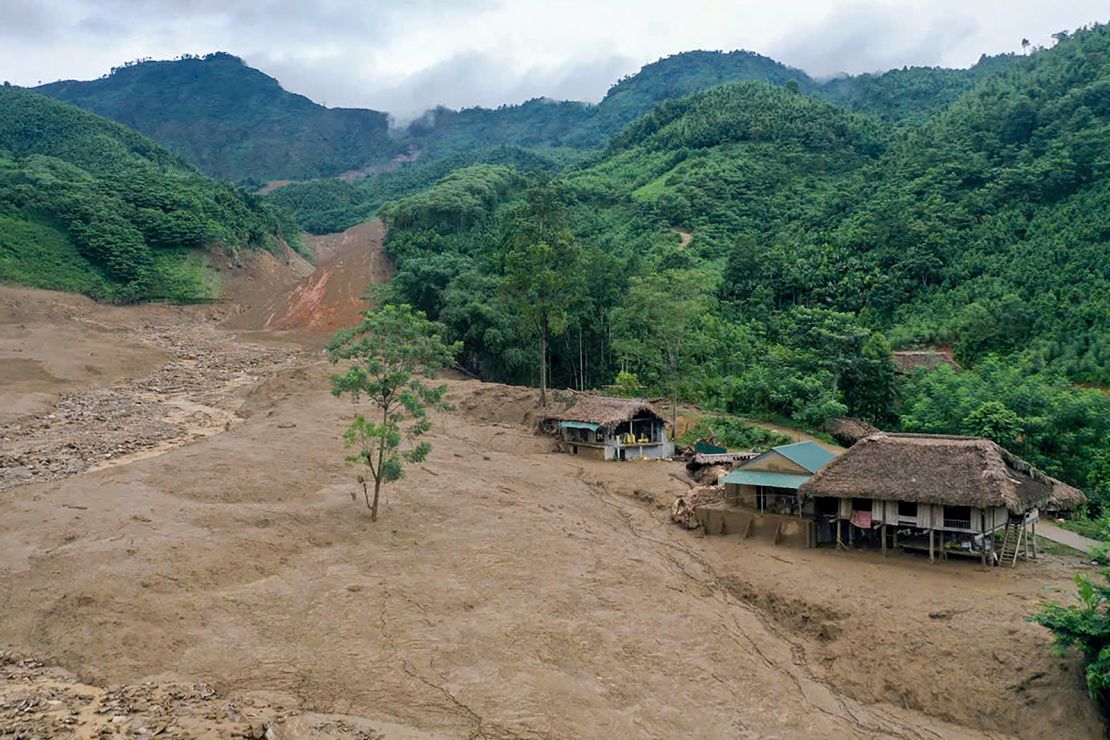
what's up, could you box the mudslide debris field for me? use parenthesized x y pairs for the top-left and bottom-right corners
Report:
(0, 224), (1102, 738)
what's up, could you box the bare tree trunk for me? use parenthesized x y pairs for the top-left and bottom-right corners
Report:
(540, 318), (549, 406)
(371, 478), (381, 522)
(371, 403), (389, 522)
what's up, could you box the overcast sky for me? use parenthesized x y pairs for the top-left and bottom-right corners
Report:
(2, 1), (1107, 119)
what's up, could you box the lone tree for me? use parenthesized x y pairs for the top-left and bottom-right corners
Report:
(328, 303), (459, 521)
(502, 179), (583, 405)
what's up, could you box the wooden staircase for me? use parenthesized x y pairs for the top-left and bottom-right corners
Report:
(998, 516), (1025, 567)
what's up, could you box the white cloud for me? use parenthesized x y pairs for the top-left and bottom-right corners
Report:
(2, 0), (1107, 114)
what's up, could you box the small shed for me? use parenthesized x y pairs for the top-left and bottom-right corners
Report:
(798, 433), (1086, 564)
(721, 441), (838, 516)
(543, 396), (674, 461)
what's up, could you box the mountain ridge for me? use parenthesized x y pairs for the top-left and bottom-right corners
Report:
(32, 48), (1019, 182)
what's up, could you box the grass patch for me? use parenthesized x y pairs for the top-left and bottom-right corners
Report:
(1057, 515), (1110, 543)
(679, 414), (793, 452)
(150, 248), (221, 302)
(0, 214), (112, 297)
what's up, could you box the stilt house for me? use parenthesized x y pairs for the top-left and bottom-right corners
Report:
(798, 433), (1086, 564)
(544, 396), (674, 461)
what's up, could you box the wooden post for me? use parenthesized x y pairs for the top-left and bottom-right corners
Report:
(836, 519), (843, 550)
(849, 519), (854, 547)
(980, 512), (987, 568)
(893, 527), (898, 550)
(929, 528), (935, 563)
(881, 523), (887, 556)
(1032, 517), (1038, 559)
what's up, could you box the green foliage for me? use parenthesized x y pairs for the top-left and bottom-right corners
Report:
(328, 303), (460, 520)
(678, 415), (793, 452)
(380, 164), (521, 231)
(0, 214), (111, 296)
(364, 24), (1105, 504)
(36, 53), (402, 182)
(0, 86), (300, 301)
(501, 179), (585, 402)
(898, 357), (1110, 509)
(612, 268), (716, 430)
(265, 146), (564, 235)
(1031, 570), (1110, 711)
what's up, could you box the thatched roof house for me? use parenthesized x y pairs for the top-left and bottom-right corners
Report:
(893, 349), (961, 374)
(543, 395), (674, 461)
(542, 396), (665, 430)
(799, 433), (1085, 514)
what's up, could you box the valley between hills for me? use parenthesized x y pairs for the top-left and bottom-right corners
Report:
(0, 225), (1102, 738)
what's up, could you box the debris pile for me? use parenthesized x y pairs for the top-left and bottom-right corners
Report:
(0, 323), (296, 492)
(0, 649), (384, 739)
(670, 485), (724, 529)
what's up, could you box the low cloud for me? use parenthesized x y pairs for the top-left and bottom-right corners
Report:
(4, 1), (1107, 114)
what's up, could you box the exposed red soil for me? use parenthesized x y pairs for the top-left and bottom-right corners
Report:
(221, 221), (391, 337)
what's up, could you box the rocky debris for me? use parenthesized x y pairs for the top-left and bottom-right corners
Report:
(0, 650), (383, 739)
(670, 485), (725, 529)
(0, 323), (297, 492)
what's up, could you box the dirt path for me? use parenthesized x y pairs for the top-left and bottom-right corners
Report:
(1039, 521), (1102, 553)
(0, 272), (1103, 737)
(669, 227), (693, 249)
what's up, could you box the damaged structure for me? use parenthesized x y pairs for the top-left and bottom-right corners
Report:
(696, 441), (839, 545)
(798, 433), (1086, 565)
(543, 396), (674, 461)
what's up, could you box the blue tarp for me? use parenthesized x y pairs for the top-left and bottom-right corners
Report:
(560, 421), (600, 431)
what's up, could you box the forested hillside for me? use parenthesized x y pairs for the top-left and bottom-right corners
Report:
(374, 24), (1110, 507)
(0, 85), (299, 301)
(34, 48), (1010, 185)
(36, 53), (403, 182)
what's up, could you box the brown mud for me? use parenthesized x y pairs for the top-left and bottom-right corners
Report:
(0, 224), (1103, 738)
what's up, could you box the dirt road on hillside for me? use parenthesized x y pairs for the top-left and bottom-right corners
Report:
(0, 244), (1103, 737)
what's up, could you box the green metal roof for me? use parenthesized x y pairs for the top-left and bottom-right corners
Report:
(560, 421), (600, 431)
(721, 470), (812, 490)
(770, 441), (837, 473)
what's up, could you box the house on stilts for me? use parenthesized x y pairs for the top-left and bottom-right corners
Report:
(542, 396), (674, 461)
(798, 433), (1086, 565)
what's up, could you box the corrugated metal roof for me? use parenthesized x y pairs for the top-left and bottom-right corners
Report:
(770, 441), (837, 473)
(560, 421), (600, 431)
(721, 470), (812, 490)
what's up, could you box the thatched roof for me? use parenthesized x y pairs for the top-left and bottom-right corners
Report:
(690, 451), (759, 466)
(893, 349), (961, 374)
(798, 433), (1086, 513)
(542, 395), (666, 429)
(822, 417), (881, 446)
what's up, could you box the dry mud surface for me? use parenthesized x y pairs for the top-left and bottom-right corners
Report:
(0, 226), (1104, 738)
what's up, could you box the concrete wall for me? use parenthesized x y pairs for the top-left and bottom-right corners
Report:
(696, 504), (812, 547)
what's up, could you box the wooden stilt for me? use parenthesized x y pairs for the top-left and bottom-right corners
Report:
(1032, 518), (1038, 559)
(980, 512), (987, 568)
(893, 528), (898, 550)
(836, 519), (843, 550)
(881, 523), (887, 556)
(849, 520), (854, 547)
(929, 528), (935, 563)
